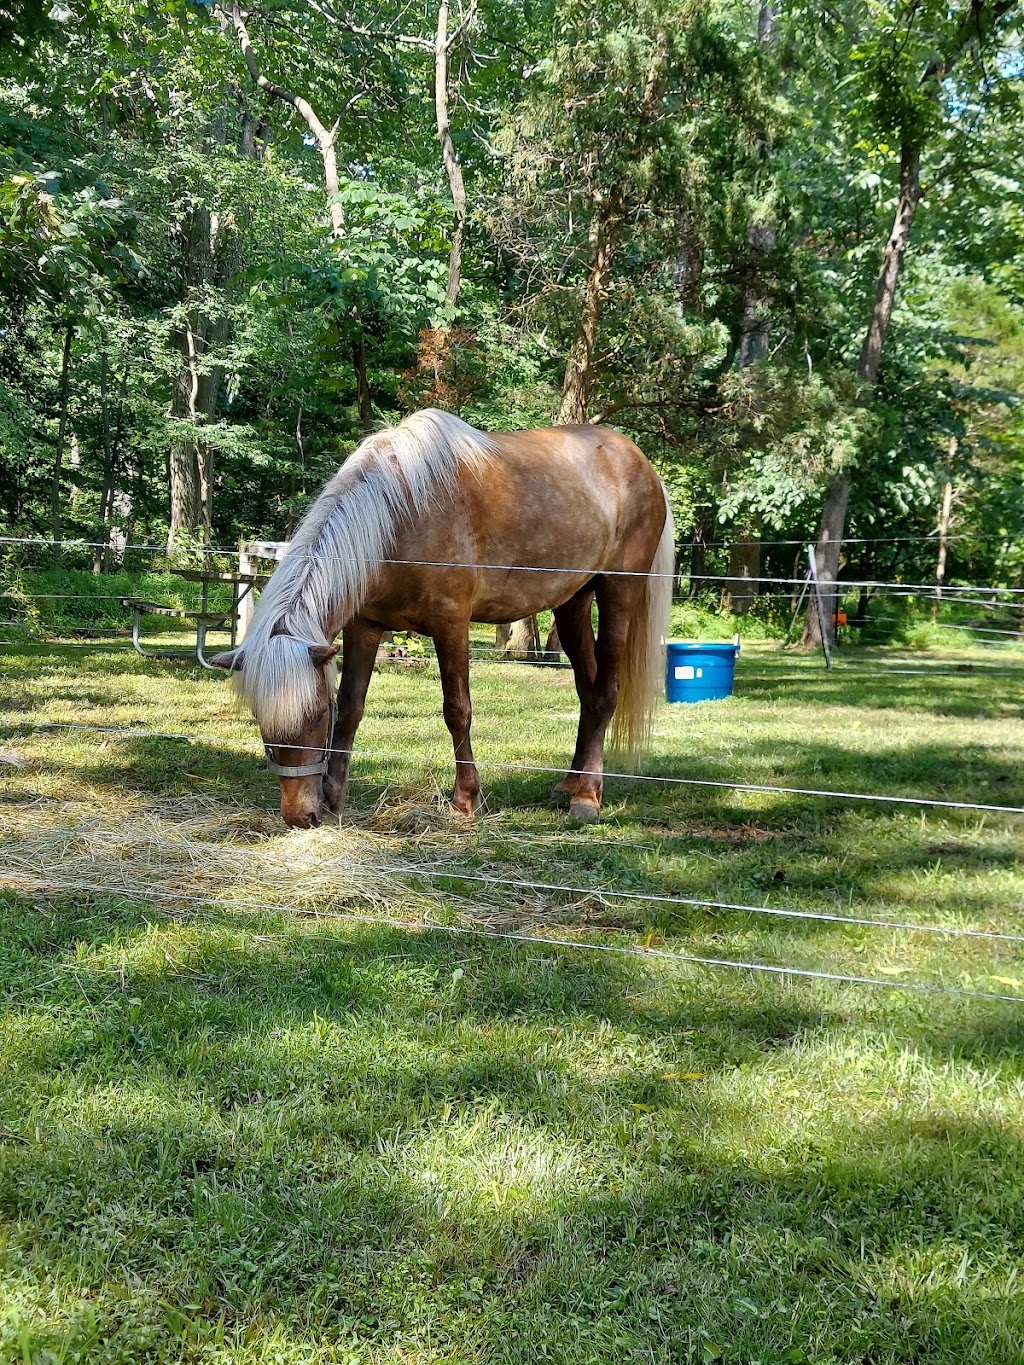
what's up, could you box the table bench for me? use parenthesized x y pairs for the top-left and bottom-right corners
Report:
(120, 598), (235, 669)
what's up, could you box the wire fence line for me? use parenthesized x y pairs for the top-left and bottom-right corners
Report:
(2, 533), (1022, 595)
(9, 720), (1024, 816)
(2, 636), (1022, 678)
(404, 864), (1024, 944)
(1, 530), (1014, 556)
(3, 842), (1019, 944)
(4, 588), (1023, 619)
(3, 872), (1023, 1006)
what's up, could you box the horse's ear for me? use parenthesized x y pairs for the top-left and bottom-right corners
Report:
(210, 649), (244, 671)
(308, 644), (340, 667)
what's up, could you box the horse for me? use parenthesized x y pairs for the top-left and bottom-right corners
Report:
(211, 408), (674, 828)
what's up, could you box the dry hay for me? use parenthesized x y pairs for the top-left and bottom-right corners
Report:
(0, 780), (613, 945)
(0, 795), (439, 925)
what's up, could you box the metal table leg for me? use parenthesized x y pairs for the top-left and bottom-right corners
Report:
(130, 609), (161, 659)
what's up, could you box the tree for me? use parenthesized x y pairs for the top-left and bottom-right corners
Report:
(801, 0), (1020, 647)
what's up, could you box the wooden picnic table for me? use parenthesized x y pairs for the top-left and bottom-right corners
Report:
(121, 567), (270, 669)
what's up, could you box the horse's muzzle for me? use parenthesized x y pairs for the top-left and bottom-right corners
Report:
(278, 776), (327, 830)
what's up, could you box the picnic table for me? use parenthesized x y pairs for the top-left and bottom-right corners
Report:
(121, 567), (270, 670)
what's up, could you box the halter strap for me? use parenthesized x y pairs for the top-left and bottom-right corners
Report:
(264, 695), (337, 780)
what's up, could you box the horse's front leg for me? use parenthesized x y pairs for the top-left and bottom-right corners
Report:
(324, 618), (382, 814)
(432, 618), (480, 816)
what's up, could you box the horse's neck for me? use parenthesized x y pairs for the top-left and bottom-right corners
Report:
(259, 548), (346, 647)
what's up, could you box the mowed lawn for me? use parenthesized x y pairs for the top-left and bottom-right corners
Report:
(1, 636), (1024, 1364)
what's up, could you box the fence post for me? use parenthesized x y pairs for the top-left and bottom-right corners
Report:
(238, 541), (255, 643)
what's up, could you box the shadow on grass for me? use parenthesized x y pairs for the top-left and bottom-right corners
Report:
(3, 897), (1024, 1362)
(13, 722), (1024, 821)
(736, 666), (1024, 720)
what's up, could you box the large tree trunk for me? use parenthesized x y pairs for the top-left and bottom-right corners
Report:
(801, 473), (850, 648)
(723, 532), (760, 615)
(801, 141), (922, 647)
(92, 351), (114, 573)
(352, 334), (374, 434)
(934, 454), (954, 619)
(505, 614), (541, 658)
(728, 217), (775, 614)
(50, 324), (73, 568)
(510, 201), (617, 659)
(857, 142), (922, 385)
(168, 205), (219, 549)
(557, 201), (619, 425)
(168, 101), (263, 550)
(738, 223), (775, 368)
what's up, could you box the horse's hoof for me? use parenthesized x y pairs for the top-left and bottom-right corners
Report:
(568, 798), (601, 824)
(451, 794), (480, 817)
(550, 781), (574, 805)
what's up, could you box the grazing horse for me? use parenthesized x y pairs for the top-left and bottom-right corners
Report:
(212, 408), (673, 827)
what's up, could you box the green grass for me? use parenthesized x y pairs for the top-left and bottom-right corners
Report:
(1, 638), (1024, 1363)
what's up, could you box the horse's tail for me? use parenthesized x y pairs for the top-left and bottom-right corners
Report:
(609, 486), (675, 759)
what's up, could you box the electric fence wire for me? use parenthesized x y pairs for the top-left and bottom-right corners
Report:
(3, 534), (1023, 594)
(11, 720), (1024, 816)
(4, 872), (1024, 1006)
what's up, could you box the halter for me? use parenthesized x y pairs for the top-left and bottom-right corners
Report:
(263, 694), (337, 780)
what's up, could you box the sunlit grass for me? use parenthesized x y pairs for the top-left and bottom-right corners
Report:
(1, 638), (1023, 1361)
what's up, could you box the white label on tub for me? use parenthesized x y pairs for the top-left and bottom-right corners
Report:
(675, 665), (695, 680)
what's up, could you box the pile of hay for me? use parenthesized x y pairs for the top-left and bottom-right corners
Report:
(0, 783), (601, 940)
(0, 794), (439, 924)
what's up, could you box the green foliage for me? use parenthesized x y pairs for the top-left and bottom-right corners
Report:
(0, 0), (1019, 596)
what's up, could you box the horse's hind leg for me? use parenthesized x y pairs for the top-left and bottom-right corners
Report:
(324, 618), (382, 814)
(563, 576), (643, 822)
(433, 617), (480, 816)
(552, 589), (597, 801)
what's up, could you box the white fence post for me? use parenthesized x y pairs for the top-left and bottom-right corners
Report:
(238, 541), (255, 643)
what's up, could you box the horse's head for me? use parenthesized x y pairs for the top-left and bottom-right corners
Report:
(212, 641), (340, 829)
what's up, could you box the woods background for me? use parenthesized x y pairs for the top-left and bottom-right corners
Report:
(1, 0), (1022, 634)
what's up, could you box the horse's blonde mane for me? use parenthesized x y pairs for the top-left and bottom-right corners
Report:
(232, 408), (496, 737)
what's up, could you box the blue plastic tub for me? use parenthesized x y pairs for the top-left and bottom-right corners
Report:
(665, 641), (740, 703)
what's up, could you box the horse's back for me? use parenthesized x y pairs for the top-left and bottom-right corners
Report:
(365, 421), (667, 629)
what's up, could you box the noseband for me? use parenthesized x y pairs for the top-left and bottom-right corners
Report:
(263, 694), (337, 780)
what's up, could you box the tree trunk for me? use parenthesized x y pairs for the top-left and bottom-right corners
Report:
(934, 472), (953, 620)
(168, 205), (216, 549)
(543, 618), (562, 662)
(738, 223), (775, 368)
(688, 511), (712, 598)
(723, 533), (760, 615)
(557, 201), (618, 425)
(168, 96), (264, 550)
(802, 141), (922, 647)
(434, 0), (468, 308)
(857, 142), (922, 385)
(801, 472), (849, 648)
(757, 0), (778, 44)
(50, 324), (73, 568)
(225, 1), (345, 237)
(352, 334), (374, 433)
(92, 350), (114, 573)
(506, 614), (541, 658)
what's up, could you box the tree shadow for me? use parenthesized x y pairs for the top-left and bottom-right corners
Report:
(3, 897), (1024, 1361)
(737, 666), (1024, 721)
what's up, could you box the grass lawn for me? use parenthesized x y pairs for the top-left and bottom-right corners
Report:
(1, 633), (1023, 1364)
